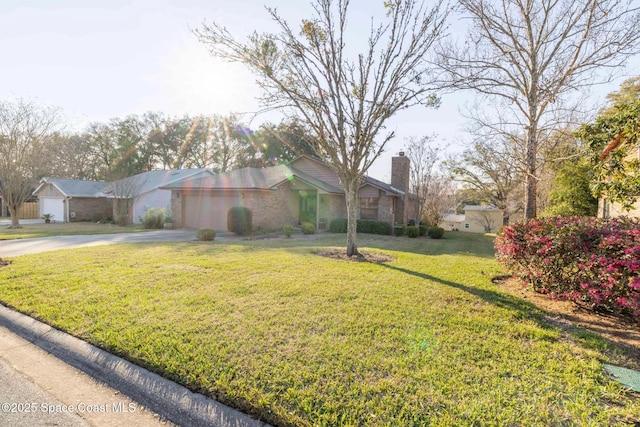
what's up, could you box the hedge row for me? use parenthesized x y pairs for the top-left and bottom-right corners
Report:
(329, 219), (391, 235)
(495, 216), (640, 321)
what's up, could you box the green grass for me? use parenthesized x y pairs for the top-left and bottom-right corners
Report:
(0, 222), (147, 240)
(0, 232), (638, 426)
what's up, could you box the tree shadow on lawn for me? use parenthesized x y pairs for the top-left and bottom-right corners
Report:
(377, 262), (640, 367)
(165, 232), (498, 260)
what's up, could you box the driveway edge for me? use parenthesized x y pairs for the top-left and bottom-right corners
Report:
(0, 304), (270, 427)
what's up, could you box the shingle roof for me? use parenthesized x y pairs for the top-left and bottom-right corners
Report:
(464, 205), (501, 211)
(363, 175), (404, 196)
(37, 178), (109, 197)
(161, 164), (345, 194)
(102, 169), (210, 197)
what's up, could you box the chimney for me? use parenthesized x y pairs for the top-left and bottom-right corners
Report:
(391, 152), (411, 224)
(391, 152), (410, 193)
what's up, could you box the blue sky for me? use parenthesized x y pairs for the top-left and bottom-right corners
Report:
(0, 0), (636, 180)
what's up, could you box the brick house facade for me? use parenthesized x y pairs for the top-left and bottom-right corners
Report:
(163, 155), (411, 232)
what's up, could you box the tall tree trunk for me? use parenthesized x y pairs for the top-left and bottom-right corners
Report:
(525, 109), (538, 219)
(8, 204), (20, 229)
(344, 180), (359, 257)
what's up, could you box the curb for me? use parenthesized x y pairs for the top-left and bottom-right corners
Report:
(0, 305), (271, 427)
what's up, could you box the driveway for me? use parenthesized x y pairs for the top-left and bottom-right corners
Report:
(0, 230), (199, 258)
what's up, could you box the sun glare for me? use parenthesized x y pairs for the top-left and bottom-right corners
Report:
(151, 40), (258, 118)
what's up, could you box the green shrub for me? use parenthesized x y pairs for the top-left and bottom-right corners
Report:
(357, 220), (392, 235)
(301, 222), (316, 235)
(393, 225), (405, 236)
(329, 218), (391, 235)
(227, 206), (252, 235)
(329, 218), (348, 233)
(140, 208), (167, 229)
(196, 228), (216, 241)
(419, 224), (428, 236)
(406, 225), (420, 238)
(282, 224), (295, 238)
(91, 213), (110, 223)
(427, 226), (445, 239)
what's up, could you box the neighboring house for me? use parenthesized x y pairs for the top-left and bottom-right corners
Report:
(162, 154), (413, 232)
(438, 205), (506, 233)
(33, 169), (212, 223)
(33, 178), (111, 223)
(102, 169), (212, 224)
(439, 213), (465, 231)
(598, 139), (640, 218)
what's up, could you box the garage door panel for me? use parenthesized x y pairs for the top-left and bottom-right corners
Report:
(40, 198), (64, 222)
(184, 194), (240, 230)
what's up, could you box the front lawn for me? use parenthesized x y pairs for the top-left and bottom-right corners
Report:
(0, 222), (147, 240)
(0, 233), (638, 425)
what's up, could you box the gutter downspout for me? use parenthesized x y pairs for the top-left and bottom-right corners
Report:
(65, 197), (72, 223)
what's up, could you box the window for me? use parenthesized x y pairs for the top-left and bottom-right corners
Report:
(360, 197), (378, 220)
(464, 223), (470, 229)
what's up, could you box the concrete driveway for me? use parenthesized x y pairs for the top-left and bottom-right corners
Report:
(0, 230), (198, 258)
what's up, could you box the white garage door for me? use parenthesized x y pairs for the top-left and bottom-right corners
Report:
(40, 198), (65, 222)
(183, 194), (240, 230)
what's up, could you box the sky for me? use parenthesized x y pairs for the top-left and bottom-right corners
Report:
(1, 0), (638, 180)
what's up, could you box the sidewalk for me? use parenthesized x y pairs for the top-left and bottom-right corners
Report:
(0, 305), (270, 427)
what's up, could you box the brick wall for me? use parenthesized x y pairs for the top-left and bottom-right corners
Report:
(171, 191), (183, 227)
(391, 154), (410, 224)
(68, 198), (112, 222)
(241, 183), (298, 231)
(377, 193), (394, 225)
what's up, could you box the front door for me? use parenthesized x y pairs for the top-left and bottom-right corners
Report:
(298, 191), (317, 225)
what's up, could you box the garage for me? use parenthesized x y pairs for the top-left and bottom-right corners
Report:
(40, 197), (65, 222)
(183, 193), (240, 230)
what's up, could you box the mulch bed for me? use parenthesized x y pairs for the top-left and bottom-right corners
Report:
(497, 277), (640, 369)
(314, 249), (396, 263)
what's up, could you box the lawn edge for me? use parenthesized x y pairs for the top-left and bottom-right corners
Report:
(0, 304), (271, 427)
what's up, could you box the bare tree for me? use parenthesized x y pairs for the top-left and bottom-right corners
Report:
(0, 99), (61, 228)
(103, 175), (147, 225)
(472, 209), (499, 233)
(196, 0), (449, 256)
(406, 135), (440, 223)
(445, 135), (524, 225)
(422, 173), (454, 226)
(437, 0), (640, 219)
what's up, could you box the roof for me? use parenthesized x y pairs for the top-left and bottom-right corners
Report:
(442, 214), (465, 223)
(464, 205), (501, 212)
(363, 175), (404, 196)
(161, 164), (345, 194)
(34, 178), (109, 197)
(103, 169), (210, 197)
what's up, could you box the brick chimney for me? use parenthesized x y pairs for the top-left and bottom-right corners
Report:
(391, 152), (411, 224)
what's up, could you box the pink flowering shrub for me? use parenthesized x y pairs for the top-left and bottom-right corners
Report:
(495, 216), (640, 322)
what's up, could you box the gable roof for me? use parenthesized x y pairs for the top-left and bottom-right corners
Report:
(102, 169), (210, 197)
(161, 155), (403, 196)
(362, 175), (404, 196)
(161, 164), (345, 194)
(34, 178), (109, 197)
(464, 205), (501, 212)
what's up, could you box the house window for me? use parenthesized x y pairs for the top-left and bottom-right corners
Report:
(464, 223), (470, 229)
(360, 197), (378, 220)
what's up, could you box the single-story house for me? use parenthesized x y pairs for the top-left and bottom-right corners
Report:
(439, 213), (465, 231)
(33, 168), (212, 223)
(439, 205), (516, 233)
(162, 154), (413, 231)
(33, 178), (111, 222)
(102, 169), (212, 224)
